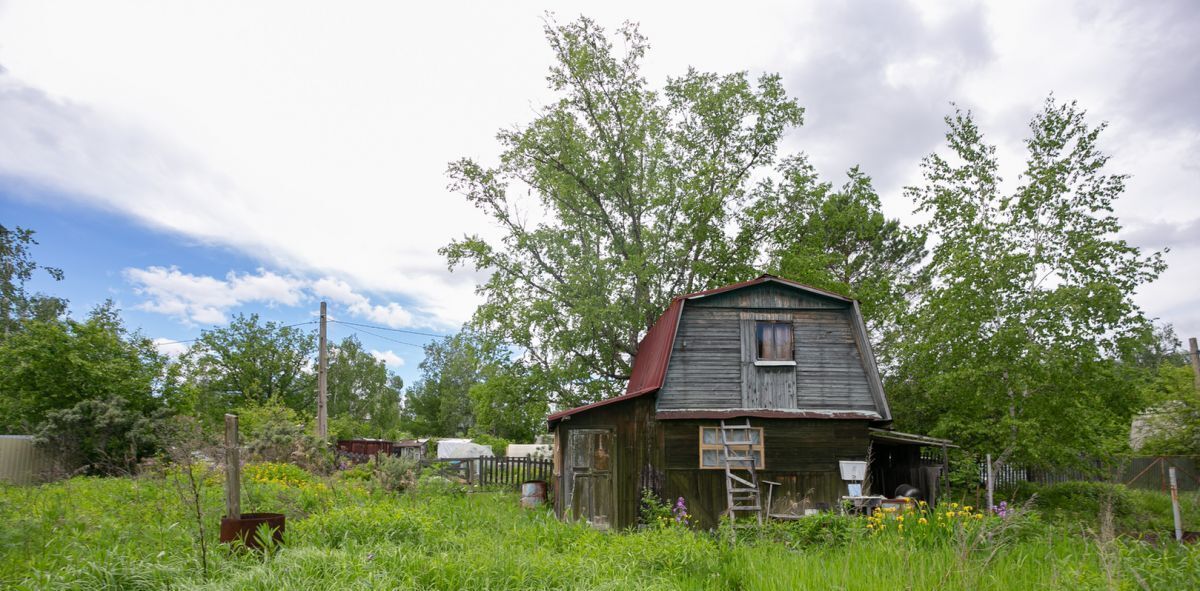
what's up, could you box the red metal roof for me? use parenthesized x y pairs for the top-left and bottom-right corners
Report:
(547, 275), (856, 428)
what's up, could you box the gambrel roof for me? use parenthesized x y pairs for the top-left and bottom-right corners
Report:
(547, 275), (891, 428)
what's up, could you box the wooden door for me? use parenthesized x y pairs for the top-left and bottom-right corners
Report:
(564, 429), (614, 530)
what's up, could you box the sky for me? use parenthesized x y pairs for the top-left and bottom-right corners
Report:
(1, 0), (1198, 388)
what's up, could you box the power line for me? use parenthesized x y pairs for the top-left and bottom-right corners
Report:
(152, 320), (320, 346)
(328, 320), (448, 339)
(335, 324), (427, 350)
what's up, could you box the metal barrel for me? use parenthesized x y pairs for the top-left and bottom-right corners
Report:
(520, 480), (548, 508)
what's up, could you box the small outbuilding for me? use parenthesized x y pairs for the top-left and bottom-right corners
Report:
(548, 275), (950, 530)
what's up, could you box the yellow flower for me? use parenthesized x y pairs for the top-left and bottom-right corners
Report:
(964, 506), (973, 512)
(898, 523), (904, 532)
(950, 503), (959, 509)
(897, 515), (904, 522)
(945, 511), (955, 519)
(974, 514), (983, 520)
(918, 517), (928, 525)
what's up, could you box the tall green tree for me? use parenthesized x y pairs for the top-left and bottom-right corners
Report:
(0, 224), (66, 336)
(169, 314), (315, 423)
(469, 360), (550, 443)
(326, 335), (404, 438)
(443, 16), (802, 406)
(892, 98), (1166, 465)
(0, 302), (166, 434)
(401, 329), (508, 437)
(743, 156), (926, 359)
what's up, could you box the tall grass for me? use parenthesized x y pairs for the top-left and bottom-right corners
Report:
(1, 468), (1196, 590)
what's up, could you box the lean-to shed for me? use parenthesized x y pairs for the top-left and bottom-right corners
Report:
(548, 275), (948, 529)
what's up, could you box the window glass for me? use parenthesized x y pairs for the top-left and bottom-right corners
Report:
(755, 322), (793, 360)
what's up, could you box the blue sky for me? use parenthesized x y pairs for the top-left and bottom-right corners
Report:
(2, 0), (1198, 392)
(2, 187), (437, 384)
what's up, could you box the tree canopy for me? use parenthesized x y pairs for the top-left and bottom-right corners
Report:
(443, 17), (803, 407)
(890, 99), (1167, 465)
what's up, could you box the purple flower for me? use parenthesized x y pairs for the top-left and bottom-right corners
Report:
(672, 497), (690, 524)
(991, 501), (1009, 518)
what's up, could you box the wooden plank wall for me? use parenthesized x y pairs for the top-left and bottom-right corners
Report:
(657, 281), (877, 413)
(661, 419), (870, 529)
(552, 396), (662, 529)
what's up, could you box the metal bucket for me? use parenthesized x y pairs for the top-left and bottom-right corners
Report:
(520, 480), (548, 508)
(220, 512), (285, 549)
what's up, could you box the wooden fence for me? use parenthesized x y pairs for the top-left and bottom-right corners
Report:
(417, 456), (552, 488)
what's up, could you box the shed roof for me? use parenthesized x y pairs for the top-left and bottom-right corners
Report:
(868, 428), (957, 448)
(547, 275), (868, 428)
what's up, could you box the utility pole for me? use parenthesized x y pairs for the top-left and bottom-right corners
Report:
(1189, 337), (1200, 393)
(317, 301), (328, 439)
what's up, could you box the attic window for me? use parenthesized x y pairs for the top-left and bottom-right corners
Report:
(755, 321), (793, 361)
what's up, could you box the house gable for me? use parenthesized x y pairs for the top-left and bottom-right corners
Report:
(656, 279), (890, 420)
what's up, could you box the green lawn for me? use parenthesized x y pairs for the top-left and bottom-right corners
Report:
(1, 466), (1196, 590)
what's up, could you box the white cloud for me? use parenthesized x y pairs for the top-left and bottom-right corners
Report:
(0, 0), (1197, 338)
(152, 337), (190, 358)
(124, 266), (306, 325)
(126, 266), (425, 329)
(370, 349), (406, 368)
(311, 277), (414, 328)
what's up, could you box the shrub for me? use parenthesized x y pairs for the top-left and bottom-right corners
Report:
(766, 512), (862, 549)
(372, 455), (419, 493)
(244, 462), (316, 488)
(416, 466), (465, 496)
(1033, 481), (1133, 532)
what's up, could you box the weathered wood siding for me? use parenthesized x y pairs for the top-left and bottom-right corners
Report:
(551, 396), (663, 530)
(657, 282), (878, 413)
(661, 419), (871, 529)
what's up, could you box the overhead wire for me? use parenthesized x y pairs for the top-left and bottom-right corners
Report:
(330, 322), (427, 350)
(152, 319), (320, 346)
(326, 320), (448, 339)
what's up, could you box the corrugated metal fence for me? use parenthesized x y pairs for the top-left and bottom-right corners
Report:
(0, 435), (54, 485)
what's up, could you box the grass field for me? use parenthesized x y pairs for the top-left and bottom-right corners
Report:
(1, 465), (1197, 590)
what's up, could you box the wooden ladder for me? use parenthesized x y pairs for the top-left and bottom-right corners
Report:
(720, 418), (763, 525)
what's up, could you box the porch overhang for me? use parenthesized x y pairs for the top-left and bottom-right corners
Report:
(868, 428), (957, 448)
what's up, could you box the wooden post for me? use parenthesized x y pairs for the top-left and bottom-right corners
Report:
(224, 414), (241, 520)
(1189, 338), (1200, 392)
(1169, 467), (1183, 542)
(941, 444), (950, 498)
(317, 301), (328, 439)
(986, 453), (994, 511)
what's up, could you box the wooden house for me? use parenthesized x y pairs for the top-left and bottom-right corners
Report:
(547, 275), (951, 530)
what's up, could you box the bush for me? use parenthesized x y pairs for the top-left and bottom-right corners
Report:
(416, 466), (465, 496)
(244, 462), (316, 488)
(1036, 481), (1129, 510)
(34, 396), (169, 476)
(372, 455), (419, 493)
(239, 398), (334, 474)
(766, 512), (863, 549)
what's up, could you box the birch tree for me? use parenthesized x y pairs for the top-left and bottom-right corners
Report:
(893, 98), (1166, 465)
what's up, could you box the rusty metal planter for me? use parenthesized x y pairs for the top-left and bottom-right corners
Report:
(220, 512), (285, 549)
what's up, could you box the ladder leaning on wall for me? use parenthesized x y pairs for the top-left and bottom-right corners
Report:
(719, 418), (763, 524)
